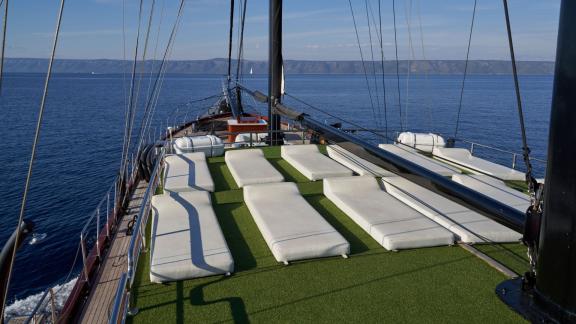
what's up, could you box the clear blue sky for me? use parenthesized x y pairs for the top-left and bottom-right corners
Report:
(5, 0), (560, 61)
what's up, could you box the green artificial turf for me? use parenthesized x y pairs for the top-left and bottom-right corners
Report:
(474, 242), (529, 276)
(129, 146), (526, 323)
(504, 180), (530, 194)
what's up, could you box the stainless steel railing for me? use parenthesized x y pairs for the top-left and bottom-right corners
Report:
(459, 138), (547, 170)
(20, 179), (118, 323)
(109, 147), (164, 324)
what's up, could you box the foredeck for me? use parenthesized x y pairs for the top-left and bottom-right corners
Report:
(127, 146), (529, 323)
(79, 181), (148, 324)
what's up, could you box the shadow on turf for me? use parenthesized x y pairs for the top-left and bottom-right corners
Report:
(213, 203), (258, 271)
(268, 158), (308, 183)
(305, 195), (371, 254)
(209, 162), (238, 191)
(189, 277), (249, 324)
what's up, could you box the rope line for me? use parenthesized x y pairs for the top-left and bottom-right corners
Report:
(0, 0), (66, 318)
(453, 0), (478, 139)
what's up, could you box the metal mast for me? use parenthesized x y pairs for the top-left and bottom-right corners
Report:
(497, 1), (576, 321)
(535, 0), (576, 318)
(268, 0), (282, 145)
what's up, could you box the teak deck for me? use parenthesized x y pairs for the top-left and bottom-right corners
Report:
(79, 181), (147, 324)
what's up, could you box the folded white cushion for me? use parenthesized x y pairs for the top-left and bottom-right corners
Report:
(324, 176), (454, 250)
(327, 145), (395, 177)
(452, 174), (530, 212)
(150, 191), (234, 283)
(164, 153), (215, 192)
(378, 144), (460, 176)
(381, 177), (522, 243)
(225, 149), (284, 187)
(244, 182), (350, 262)
(281, 145), (353, 181)
(433, 147), (525, 181)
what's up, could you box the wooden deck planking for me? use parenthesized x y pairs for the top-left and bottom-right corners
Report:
(78, 181), (148, 324)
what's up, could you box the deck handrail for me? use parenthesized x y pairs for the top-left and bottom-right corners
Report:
(457, 138), (547, 168)
(108, 272), (129, 324)
(108, 147), (164, 324)
(18, 179), (118, 323)
(126, 146), (164, 287)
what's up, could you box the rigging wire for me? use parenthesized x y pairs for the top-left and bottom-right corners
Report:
(364, 0), (382, 131)
(453, 0), (478, 139)
(392, 0), (403, 131)
(119, 0), (130, 179)
(0, 0), (7, 94)
(284, 92), (394, 142)
(0, 0), (66, 318)
(364, 0), (388, 140)
(120, 0), (145, 183)
(136, 0), (166, 156)
(377, 0), (389, 141)
(502, 0), (540, 277)
(136, 0), (186, 150)
(127, 0), (156, 160)
(347, 0), (380, 130)
(502, 0), (535, 188)
(416, 0), (434, 132)
(404, 0), (415, 130)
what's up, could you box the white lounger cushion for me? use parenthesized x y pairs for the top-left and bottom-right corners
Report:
(452, 174), (530, 212)
(164, 152), (215, 192)
(378, 144), (460, 176)
(281, 144), (353, 181)
(225, 149), (284, 187)
(244, 182), (350, 262)
(433, 147), (525, 181)
(381, 177), (522, 243)
(150, 191), (234, 283)
(324, 177), (454, 250)
(327, 145), (395, 177)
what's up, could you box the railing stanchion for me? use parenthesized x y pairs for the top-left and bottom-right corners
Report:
(512, 153), (517, 169)
(49, 288), (56, 323)
(80, 234), (89, 282)
(96, 209), (101, 259)
(113, 182), (117, 220)
(106, 192), (110, 238)
(470, 143), (475, 155)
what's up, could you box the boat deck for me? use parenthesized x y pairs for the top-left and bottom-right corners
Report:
(127, 146), (530, 323)
(79, 181), (147, 324)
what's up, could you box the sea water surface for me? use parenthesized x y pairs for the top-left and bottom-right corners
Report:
(0, 73), (552, 314)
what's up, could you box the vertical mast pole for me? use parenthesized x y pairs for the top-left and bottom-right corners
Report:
(227, 0), (235, 81)
(268, 0), (282, 145)
(535, 0), (576, 319)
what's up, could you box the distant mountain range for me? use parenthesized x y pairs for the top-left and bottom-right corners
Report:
(3, 58), (554, 75)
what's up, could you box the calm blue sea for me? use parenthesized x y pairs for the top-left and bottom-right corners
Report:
(0, 73), (552, 306)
